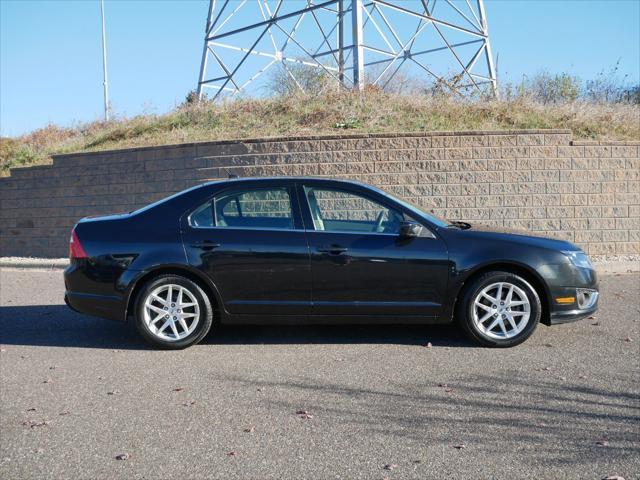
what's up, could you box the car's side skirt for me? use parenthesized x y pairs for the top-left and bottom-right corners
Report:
(222, 314), (449, 325)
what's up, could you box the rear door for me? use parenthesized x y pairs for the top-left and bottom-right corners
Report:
(181, 181), (311, 317)
(298, 181), (449, 319)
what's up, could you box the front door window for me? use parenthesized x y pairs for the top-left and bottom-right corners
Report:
(304, 186), (404, 234)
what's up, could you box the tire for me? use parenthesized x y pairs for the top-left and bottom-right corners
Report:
(134, 274), (213, 349)
(457, 271), (541, 347)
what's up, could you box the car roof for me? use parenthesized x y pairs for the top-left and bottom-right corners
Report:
(200, 176), (369, 188)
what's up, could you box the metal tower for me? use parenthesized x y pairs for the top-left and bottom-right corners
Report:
(197, 0), (497, 100)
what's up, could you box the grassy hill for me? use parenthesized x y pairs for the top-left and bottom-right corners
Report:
(2, 89), (639, 176)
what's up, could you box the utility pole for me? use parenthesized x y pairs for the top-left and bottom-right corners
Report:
(100, 0), (110, 121)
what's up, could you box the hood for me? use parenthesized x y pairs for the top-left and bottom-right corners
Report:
(448, 222), (579, 251)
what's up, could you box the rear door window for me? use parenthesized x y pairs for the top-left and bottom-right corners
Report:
(190, 187), (295, 230)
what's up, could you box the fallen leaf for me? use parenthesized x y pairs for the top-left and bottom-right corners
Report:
(412, 460), (422, 464)
(22, 420), (49, 428)
(383, 464), (397, 471)
(115, 453), (130, 461)
(296, 409), (310, 415)
(26, 408), (37, 412)
(452, 444), (466, 449)
(243, 426), (255, 433)
(595, 440), (609, 447)
(173, 387), (184, 392)
(226, 451), (237, 457)
(59, 411), (70, 416)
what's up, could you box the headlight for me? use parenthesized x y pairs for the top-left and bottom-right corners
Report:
(563, 250), (593, 269)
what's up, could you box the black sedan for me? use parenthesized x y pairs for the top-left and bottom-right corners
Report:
(64, 177), (598, 349)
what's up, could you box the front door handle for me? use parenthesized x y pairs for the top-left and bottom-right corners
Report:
(190, 241), (221, 251)
(317, 245), (348, 255)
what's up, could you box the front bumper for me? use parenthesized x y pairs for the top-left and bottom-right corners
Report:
(549, 304), (598, 324)
(546, 285), (599, 325)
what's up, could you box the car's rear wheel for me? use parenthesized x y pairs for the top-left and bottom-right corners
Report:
(457, 271), (541, 347)
(135, 275), (213, 349)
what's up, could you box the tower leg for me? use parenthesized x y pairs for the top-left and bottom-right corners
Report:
(352, 0), (365, 91)
(197, 0), (216, 100)
(477, 0), (498, 97)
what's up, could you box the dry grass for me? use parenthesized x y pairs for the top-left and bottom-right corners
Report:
(1, 89), (639, 176)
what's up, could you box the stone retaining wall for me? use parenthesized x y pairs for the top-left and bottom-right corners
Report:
(1, 130), (638, 258)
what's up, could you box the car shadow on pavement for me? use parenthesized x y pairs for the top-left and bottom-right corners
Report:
(205, 323), (471, 347)
(0, 304), (473, 350)
(214, 372), (640, 470)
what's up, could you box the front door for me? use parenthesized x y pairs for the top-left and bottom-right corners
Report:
(182, 183), (311, 317)
(300, 183), (449, 318)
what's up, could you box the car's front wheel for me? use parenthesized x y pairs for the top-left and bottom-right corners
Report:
(457, 271), (541, 347)
(134, 275), (213, 349)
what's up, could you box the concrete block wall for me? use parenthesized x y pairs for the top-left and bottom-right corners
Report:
(0, 130), (638, 258)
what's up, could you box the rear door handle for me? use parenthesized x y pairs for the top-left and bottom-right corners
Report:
(190, 241), (221, 251)
(317, 245), (348, 255)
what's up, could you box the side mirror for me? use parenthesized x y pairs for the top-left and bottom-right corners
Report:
(399, 221), (423, 238)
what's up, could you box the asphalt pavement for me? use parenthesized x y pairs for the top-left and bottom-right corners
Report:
(0, 268), (638, 479)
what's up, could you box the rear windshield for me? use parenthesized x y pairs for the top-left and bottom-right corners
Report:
(131, 184), (206, 215)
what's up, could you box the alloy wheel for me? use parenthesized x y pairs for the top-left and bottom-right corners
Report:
(143, 284), (200, 341)
(472, 282), (531, 340)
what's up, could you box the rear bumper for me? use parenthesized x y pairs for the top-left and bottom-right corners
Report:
(64, 291), (126, 322)
(64, 260), (129, 322)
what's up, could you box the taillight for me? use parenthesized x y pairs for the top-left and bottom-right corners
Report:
(69, 228), (88, 259)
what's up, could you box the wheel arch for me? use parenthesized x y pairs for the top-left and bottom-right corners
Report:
(125, 265), (223, 322)
(453, 261), (551, 326)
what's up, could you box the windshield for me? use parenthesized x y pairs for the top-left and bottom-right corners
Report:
(377, 188), (449, 228)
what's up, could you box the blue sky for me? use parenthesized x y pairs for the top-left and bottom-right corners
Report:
(1, 0), (639, 137)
